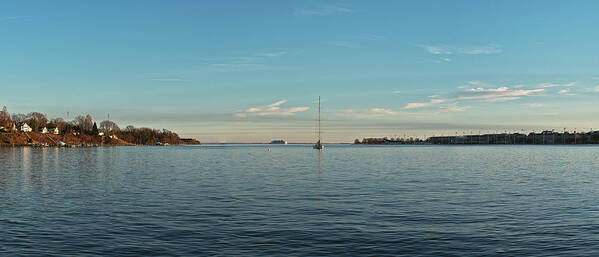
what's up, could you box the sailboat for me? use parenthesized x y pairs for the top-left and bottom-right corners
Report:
(313, 96), (324, 150)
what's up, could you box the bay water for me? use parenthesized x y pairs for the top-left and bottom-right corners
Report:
(2, 145), (599, 256)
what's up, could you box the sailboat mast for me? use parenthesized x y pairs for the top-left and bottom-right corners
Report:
(318, 96), (321, 142)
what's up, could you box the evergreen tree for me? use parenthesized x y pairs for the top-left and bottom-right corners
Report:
(92, 122), (99, 135)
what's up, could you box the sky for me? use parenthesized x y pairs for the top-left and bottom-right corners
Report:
(1, 0), (599, 143)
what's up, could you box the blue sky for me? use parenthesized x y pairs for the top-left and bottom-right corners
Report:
(1, 0), (598, 142)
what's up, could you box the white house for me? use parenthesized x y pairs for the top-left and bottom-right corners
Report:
(48, 126), (59, 135)
(42, 125), (60, 135)
(18, 123), (32, 132)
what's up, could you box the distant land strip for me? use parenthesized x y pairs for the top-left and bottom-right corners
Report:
(356, 130), (599, 145)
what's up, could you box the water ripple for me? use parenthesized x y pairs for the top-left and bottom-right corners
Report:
(2, 145), (599, 256)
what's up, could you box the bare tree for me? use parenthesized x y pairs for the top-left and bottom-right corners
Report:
(124, 125), (136, 132)
(50, 117), (67, 132)
(26, 112), (48, 131)
(11, 113), (26, 124)
(84, 114), (93, 133)
(99, 120), (120, 133)
(0, 106), (12, 128)
(0, 106), (9, 121)
(74, 114), (94, 133)
(74, 115), (85, 128)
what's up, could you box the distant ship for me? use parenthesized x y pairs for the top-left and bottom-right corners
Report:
(313, 96), (324, 150)
(270, 140), (288, 144)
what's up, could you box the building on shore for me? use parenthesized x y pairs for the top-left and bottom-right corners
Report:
(427, 131), (598, 145)
(18, 123), (32, 132)
(355, 137), (427, 145)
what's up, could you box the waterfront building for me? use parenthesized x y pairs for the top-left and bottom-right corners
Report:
(18, 123), (32, 132)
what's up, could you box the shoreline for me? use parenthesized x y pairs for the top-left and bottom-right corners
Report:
(0, 144), (199, 147)
(0, 132), (200, 147)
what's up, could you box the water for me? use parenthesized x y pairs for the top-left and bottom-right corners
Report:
(2, 145), (599, 256)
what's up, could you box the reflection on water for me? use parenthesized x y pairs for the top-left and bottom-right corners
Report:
(317, 149), (322, 178)
(3, 145), (599, 256)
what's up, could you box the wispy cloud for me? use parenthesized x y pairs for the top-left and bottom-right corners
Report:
(0, 16), (26, 22)
(327, 41), (361, 48)
(147, 78), (190, 82)
(459, 44), (503, 54)
(434, 58), (451, 63)
(204, 51), (286, 64)
(235, 100), (309, 118)
(393, 90), (401, 94)
(340, 108), (397, 118)
(528, 103), (545, 108)
(294, 4), (352, 16)
(439, 103), (470, 112)
(196, 51), (286, 73)
(353, 35), (385, 41)
(255, 51), (287, 57)
(422, 46), (452, 55)
(404, 98), (446, 109)
(327, 34), (384, 48)
(208, 63), (271, 72)
(457, 87), (544, 102)
(479, 96), (521, 102)
(403, 82), (545, 111)
(403, 98), (470, 113)
(458, 81), (485, 89)
(594, 85), (599, 92)
(420, 44), (502, 55)
(558, 89), (576, 95)
(539, 82), (576, 88)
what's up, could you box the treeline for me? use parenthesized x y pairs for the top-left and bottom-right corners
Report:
(0, 106), (197, 145)
(354, 137), (426, 145)
(118, 126), (182, 145)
